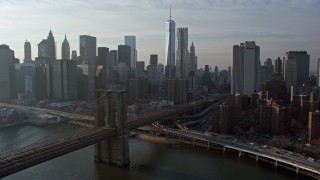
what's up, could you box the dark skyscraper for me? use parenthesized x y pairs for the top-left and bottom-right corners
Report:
(189, 42), (197, 72)
(0, 44), (16, 102)
(80, 35), (97, 100)
(61, 35), (70, 60)
(274, 57), (282, 78)
(150, 54), (158, 67)
(47, 30), (56, 61)
(176, 27), (188, 79)
(284, 51), (310, 87)
(24, 40), (32, 63)
(98, 47), (109, 69)
(118, 45), (131, 67)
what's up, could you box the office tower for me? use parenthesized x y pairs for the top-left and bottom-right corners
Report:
(176, 27), (189, 79)
(107, 50), (117, 71)
(98, 47), (109, 69)
(260, 58), (274, 87)
(53, 60), (77, 100)
(129, 78), (147, 100)
(274, 57), (282, 78)
(118, 45), (131, 67)
(284, 57), (297, 91)
(71, 50), (77, 60)
(34, 64), (48, 100)
(24, 40), (32, 63)
(150, 54), (158, 66)
(214, 66), (219, 78)
(47, 30), (56, 61)
(61, 35), (70, 60)
(227, 66), (232, 83)
(80, 35), (97, 99)
(124, 36), (136, 69)
(165, 79), (188, 105)
(231, 41), (260, 96)
(189, 42), (197, 72)
(284, 51), (310, 87)
(165, 7), (176, 78)
(0, 44), (16, 102)
(38, 39), (48, 58)
(158, 63), (164, 73)
(318, 58), (320, 86)
(136, 61), (145, 77)
(116, 62), (128, 84)
(15, 63), (35, 94)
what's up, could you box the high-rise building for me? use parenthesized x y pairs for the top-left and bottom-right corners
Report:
(24, 40), (32, 63)
(214, 66), (219, 80)
(189, 42), (197, 72)
(38, 39), (48, 58)
(61, 35), (70, 60)
(0, 44), (16, 102)
(150, 54), (158, 66)
(15, 63), (35, 94)
(176, 27), (189, 79)
(284, 51), (310, 87)
(118, 45), (131, 67)
(98, 47), (109, 69)
(284, 57), (297, 91)
(116, 62), (128, 84)
(71, 50), (77, 61)
(124, 36), (136, 69)
(274, 57), (282, 78)
(260, 58), (274, 87)
(231, 41), (260, 96)
(165, 7), (176, 79)
(53, 60), (77, 100)
(80, 35), (97, 99)
(136, 61), (145, 77)
(47, 30), (56, 61)
(107, 50), (117, 71)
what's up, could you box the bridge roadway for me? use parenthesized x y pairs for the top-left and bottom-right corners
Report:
(0, 103), (95, 125)
(154, 127), (320, 179)
(0, 100), (208, 178)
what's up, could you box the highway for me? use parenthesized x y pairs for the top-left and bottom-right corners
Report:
(152, 127), (320, 178)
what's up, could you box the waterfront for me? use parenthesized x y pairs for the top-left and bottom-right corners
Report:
(1, 124), (310, 180)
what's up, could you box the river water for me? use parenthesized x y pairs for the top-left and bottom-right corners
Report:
(0, 124), (309, 180)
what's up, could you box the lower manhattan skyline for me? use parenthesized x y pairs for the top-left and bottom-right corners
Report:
(1, 0), (320, 70)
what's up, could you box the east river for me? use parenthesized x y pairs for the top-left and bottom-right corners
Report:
(0, 124), (310, 180)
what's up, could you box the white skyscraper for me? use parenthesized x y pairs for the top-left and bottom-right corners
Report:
(176, 27), (188, 79)
(231, 41), (260, 96)
(165, 7), (176, 78)
(124, 36), (136, 69)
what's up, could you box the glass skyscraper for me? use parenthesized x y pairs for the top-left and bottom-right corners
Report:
(165, 8), (175, 78)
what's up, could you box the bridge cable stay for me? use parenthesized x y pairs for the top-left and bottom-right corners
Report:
(0, 122), (69, 154)
(0, 120), (92, 157)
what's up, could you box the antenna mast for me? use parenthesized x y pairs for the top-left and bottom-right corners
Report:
(170, 4), (171, 20)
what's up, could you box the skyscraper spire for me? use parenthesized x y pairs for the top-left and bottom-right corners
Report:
(170, 4), (171, 20)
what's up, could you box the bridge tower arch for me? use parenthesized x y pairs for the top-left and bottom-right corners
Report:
(94, 90), (130, 166)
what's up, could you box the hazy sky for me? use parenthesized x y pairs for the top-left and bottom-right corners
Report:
(1, 0), (320, 71)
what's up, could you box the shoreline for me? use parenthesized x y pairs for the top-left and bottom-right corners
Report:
(134, 132), (316, 179)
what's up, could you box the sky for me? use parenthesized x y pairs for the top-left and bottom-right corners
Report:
(1, 0), (320, 71)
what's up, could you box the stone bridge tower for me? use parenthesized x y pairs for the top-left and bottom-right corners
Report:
(94, 90), (130, 166)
